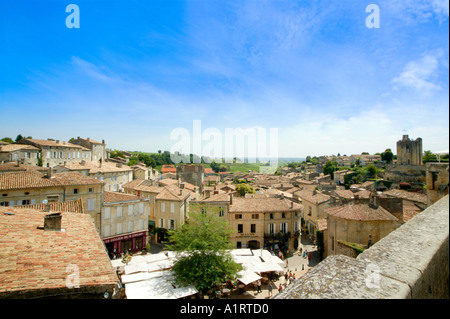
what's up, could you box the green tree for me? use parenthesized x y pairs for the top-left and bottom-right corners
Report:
(1, 137), (14, 143)
(235, 183), (256, 196)
(323, 161), (338, 177)
(110, 150), (126, 159)
(168, 207), (242, 298)
(365, 164), (378, 178)
(381, 149), (394, 163)
(423, 150), (438, 163)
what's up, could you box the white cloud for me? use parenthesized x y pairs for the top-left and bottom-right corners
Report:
(391, 52), (442, 94)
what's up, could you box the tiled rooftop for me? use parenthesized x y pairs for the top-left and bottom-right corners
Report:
(0, 171), (104, 191)
(229, 196), (303, 213)
(325, 203), (398, 221)
(0, 206), (119, 297)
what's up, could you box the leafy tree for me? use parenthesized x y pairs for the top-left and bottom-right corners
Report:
(365, 164), (378, 178)
(110, 150), (126, 159)
(1, 137), (14, 144)
(323, 161), (338, 177)
(423, 150), (438, 163)
(381, 149), (394, 163)
(235, 183), (256, 196)
(15, 134), (24, 142)
(168, 207), (242, 298)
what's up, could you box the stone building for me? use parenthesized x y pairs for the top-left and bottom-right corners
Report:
(176, 164), (204, 192)
(294, 190), (331, 239)
(324, 196), (400, 258)
(426, 162), (449, 206)
(0, 171), (105, 232)
(19, 138), (92, 168)
(101, 191), (150, 257)
(0, 206), (120, 298)
(228, 195), (303, 253)
(397, 135), (423, 165)
(0, 144), (40, 166)
(53, 160), (133, 192)
(122, 179), (192, 243)
(69, 137), (108, 162)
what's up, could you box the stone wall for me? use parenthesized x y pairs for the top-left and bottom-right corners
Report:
(274, 195), (449, 299)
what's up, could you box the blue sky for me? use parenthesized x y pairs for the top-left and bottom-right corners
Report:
(0, 0), (448, 158)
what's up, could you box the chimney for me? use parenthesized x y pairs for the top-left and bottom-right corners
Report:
(81, 160), (86, 166)
(44, 213), (62, 231)
(179, 187), (183, 196)
(102, 139), (105, 144)
(46, 168), (52, 179)
(290, 201), (294, 208)
(280, 193), (284, 200)
(56, 140), (60, 144)
(230, 194), (233, 205)
(180, 182), (185, 189)
(87, 137), (90, 141)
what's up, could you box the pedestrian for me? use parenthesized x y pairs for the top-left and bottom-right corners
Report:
(268, 281), (273, 297)
(286, 259), (289, 268)
(278, 284), (283, 293)
(257, 280), (262, 293)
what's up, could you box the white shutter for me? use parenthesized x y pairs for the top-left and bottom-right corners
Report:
(139, 203), (144, 214)
(116, 223), (122, 234)
(104, 207), (111, 219)
(128, 205), (133, 216)
(170, 203), (174, 213)
(128, 221), (133, 232)
(116, 206), (122, 217)
(161, 202), (165, 212)
(87, 198), (95, 211)
(104, 225), (110, 237)
(31, 199), (36, 205)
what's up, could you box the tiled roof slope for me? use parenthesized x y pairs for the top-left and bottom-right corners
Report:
(229, 197), (303, 213)
(0, 171), (104, 191)
(325, 204), (398, 221)
(0, 207), (119, 297)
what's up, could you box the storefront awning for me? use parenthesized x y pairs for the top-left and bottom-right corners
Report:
(237, 270), (262, 285)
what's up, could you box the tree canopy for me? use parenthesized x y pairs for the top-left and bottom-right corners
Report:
(168, 207), (242, 298)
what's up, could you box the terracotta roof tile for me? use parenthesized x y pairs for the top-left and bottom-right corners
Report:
(0, 206), (119, 296)
(325, 203), (398, 221)
(104, 191), (144, 203)
(229, 197), (303, 213)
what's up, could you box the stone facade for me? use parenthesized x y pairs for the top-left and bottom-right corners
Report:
(0, 144), (40, 166)
(69, 137), (107, 162)
(397, 135), (423, 165)
(176, 164), (204, 192)
(426, 162), (449, 206)
(102, 191), (150, 256)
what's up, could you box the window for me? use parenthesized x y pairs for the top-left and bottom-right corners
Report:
(89, 188), (93, 193)
(270, 213), (273, 219)
(87, 198), (95, 211)
(238, 224), (243, 233)
(332, 236), (335, 251)
(282, 213), (286, 219)
(128, 221), (133, 232)
(139, 203), (144, 214)
(47, 151), (50, 159)
(251, 214), (259, 219)
(73, 188), (78, 194)
(116, 206), (122, 217)
(104, 225), (110, 237)
(128, 205), (133, 216)
(268, 223), (275, 235)
(159, 219), (164, 228)
(0, 202), (10, 206)
(170, 203), (175, 213)
(138, 219), (144, 230)
(281, 222), (288, 234)
(235, 214), (242, 219)
(104, 207), (111, 219)
(161, 202), (165, 212)
(251, 224), (256, 233)
(237, 242), (242, 249)
(59, 152), (62, 159)
(219, 207), (224, 217)
(116, 223), (122, 234)
(169, 219), (175, 230)
(308, 207), (312, 216)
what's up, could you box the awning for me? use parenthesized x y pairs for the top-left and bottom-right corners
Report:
(237, 270), (262, 285)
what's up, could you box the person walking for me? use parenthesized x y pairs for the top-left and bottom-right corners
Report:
(268, 281), (273, 297)
(278, 284), (283, 293)
(257, 280), (262, 294)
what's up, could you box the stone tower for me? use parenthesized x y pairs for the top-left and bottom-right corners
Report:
(396, 135), (423, 165)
